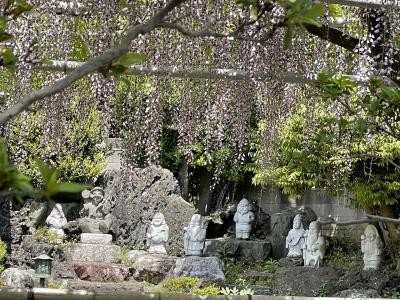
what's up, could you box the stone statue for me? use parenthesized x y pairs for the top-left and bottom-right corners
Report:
(286, 214), (305, 258)
(234, 198), (255, 239)
(303, 221), (325, 268)
(184, 214), (206, 256)
(78, 187), (115, 234)
(45, 203), (68, 237)
(361, 224), (383, 270)
(146, 213), (169, 254)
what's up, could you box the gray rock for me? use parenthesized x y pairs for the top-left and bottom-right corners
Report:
(100, 166), (196, 256)
(52, 261), (77, 280)
(80, 233), (112, 245)
(72, 262), (129, 282)
(278, 256), (304, 267)
(334, 289), (380, 298)
(127, 250), (148, 262)
(0, 268), (34, 288)
(204, 238), (271, 262)
(66, 243), (120, 263)
(132, 253), (176, 284)
(270, 207), (317, 259)
(171, 256), (225, 283)
(273, 266), (338, 296)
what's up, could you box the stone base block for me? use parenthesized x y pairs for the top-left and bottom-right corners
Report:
(171, 256), (225, 283)
(132, 253), (176, 284)
(67, 243), (120, 263)
(80, 233), (112, 244)
(204, 238), (271, 262)
(72, 262), (129, 282)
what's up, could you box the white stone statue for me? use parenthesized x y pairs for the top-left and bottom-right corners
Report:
(79, 187), (115, 234)
(146, 213), (169, 255)
(45, 203), (68, 237)
(233, 198), (255, 240)
(303, 221), (325, 268)
(286, 214), (305, 257)
(184, 214), (206, 256)
(361, 224), (383, 270)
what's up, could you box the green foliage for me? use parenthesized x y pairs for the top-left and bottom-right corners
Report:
(312, 281), (329, 297)
(117, 246), (134, 266)
(158, 276), (220, 295)
(253, 73), (400, 212)
(47, 280), (67, 289)
(0, 239), (6, 273)
(220, 286), (255, 295)
(33, 226), (64, 245)
(0, 138), (34, 202)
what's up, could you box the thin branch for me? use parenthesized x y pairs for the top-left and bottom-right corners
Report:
(319, 214), (400, 225)
(366, 214), (400, 224)
(0, 0), (188, 125)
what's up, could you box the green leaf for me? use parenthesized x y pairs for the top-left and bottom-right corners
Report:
(291, 15), (322, 26)
(283, 27), (293, 50)
(0, 32), (12, 42)
(0, 17), (7, 32)
(114, 52), (146, 67)
(250, 5), (259, 21)
(54, 182), (92, 193)
(35, 158), (53, 182)
(2, 48), (17, 65)
(301, 4), (324, 19)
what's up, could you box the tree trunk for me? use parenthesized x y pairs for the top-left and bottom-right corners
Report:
(178, 156), (189, 200)
(378, 203), (399, 239)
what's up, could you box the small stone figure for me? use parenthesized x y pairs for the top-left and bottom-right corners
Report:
(233, 198), (255, 240)
(286, 214), (305, 258)
(78, 187), (115, 234)
(184, 214), (206, 256)
(303, 221), (325, 268)
(147, 213), (169, 255)
(361, 224), (383, 270)
(45, 203), (68, 237)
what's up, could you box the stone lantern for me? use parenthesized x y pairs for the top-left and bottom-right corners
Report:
(33, 254), (53, 287)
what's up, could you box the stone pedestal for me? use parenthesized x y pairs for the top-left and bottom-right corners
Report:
(67, 243), (120, 263)
(204, 238), (271, 262)
(171, 256), (225, 283)
(80, 233), (112, 244)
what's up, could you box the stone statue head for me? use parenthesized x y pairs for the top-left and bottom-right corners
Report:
(152, 213), (166, 227)
(190, 214), (202, 226)
(90, 187), (104, 205)
(364, 224), (379, 242)
(309, 221), (321, 238)
(293, 214), (303, 230)
(237, 198), (250, 213)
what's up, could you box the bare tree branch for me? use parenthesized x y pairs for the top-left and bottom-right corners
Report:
(0, 0), (188, 125)
(319, 214), (400, 225)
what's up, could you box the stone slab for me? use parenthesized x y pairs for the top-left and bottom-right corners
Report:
(67, 243), (120, 263)
(171, 256), (225, 283)
(204, 238), (271, 262)
(80, 233), (112, 244)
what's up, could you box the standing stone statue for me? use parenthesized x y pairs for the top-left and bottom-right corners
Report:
(361, 224), (383, 270)
(303, 221), (325, 268)
(234, 198), (255, 240)
(184, 214), (206, 256)
(78, 187), (115, 234)
(286, 214), (305, 258)
(45, 203), (68, 237)
(146, 213), (169, 255)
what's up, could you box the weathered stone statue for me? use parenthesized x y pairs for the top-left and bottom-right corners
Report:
(146, 213), (169, 254)
(184, 214), (206, 256)
(286, 214), (305, 258)
(303, 221), (325, 268)
(45, 203), (67, 237)
(78, 187), (115, 235)
(361, 224), (383, 270)
(233, 198), (255, 239)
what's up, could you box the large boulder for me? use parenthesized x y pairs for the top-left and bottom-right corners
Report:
(73, 262), (129, 282)
(270, 207), (317, 259)
(171, 256), (225, 283)
(131, 253), (176, 284)
(273, 266), (338, 296)
(204, 238), (271, 262)
(100, 166), (196, 256)
(0, 268), (34, 288)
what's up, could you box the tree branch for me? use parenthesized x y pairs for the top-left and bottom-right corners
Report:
(0, 0), (188, 125)
(319, 214), (400, 226)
